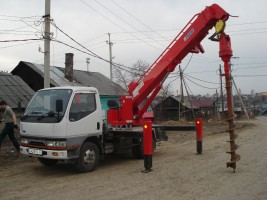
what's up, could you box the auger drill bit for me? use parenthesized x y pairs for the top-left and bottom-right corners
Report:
(226, 120), (240, 172)
(219, 33), (240, 172)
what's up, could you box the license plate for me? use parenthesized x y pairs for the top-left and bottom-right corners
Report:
(28, 149), (43, 155)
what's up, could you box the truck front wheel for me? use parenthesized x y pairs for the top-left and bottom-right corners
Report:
(75, 142), (100, 173)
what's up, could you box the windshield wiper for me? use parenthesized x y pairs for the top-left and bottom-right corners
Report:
(37, 111), (56, 121)
(22, 111), (43, 120)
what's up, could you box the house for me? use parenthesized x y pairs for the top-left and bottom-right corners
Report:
(190, 98), (216, 118)
(0, 72), (35, 109)
(153, 96), (195, 121)
(11, 60), (127, 121)
(153, 95), (216, 121)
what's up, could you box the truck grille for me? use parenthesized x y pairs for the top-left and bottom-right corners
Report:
(29, 141), (46, 147)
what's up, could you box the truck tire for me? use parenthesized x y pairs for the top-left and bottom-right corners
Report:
(75, 142), (100, 173)
(132, 139), (144, 159)
(38, 158), (58, 166)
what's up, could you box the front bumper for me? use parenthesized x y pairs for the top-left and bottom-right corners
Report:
(20, 146), (68, 159)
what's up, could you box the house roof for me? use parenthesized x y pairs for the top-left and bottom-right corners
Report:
(56, 67), (127, 96)
(12, 61), (127, 96)
(0, 72), (35, 108)
(189, 99), (214, 108)
(165, 96), (199, 109)
(155, 96), (214, 109)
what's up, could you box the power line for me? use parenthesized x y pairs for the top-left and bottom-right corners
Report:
(79, 0), (162, 51)
(233, 75), (267, 77)
(51, 21), (101, 59)
(94, 0), (165, 48)
(183, 75), (219, 90)
(228, 20), (267, 26)
(0, 38), (41, 42)
(50, 17), (162, 76)
(51, 38), (142, 75)
(0, 40), (39, 49)
(184, 74), (220, 85)
(110, 0), (166, 39)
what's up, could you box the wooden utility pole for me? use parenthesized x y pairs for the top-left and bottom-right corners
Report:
(179, 65), (184, 120)
(232, 76), (249, 119)
(44, 0), (51, 88)
(107, 33), (113, 81)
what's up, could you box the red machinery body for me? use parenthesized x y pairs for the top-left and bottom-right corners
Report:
(107, 4), (230, 126)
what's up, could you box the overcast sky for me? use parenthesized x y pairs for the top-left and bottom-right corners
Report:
(0, 0), (266, 96)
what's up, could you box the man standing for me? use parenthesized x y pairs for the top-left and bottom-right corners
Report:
(0, 100), (20, 152)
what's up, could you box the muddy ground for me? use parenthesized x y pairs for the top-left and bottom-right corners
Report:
(0, 117), (266, 200)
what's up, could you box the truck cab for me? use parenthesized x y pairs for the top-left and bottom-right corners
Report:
(20, 86), (103, 172)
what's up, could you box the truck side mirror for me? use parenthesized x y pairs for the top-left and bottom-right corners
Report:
(56, 99), (63, 112)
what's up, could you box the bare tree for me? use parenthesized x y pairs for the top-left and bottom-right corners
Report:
(113, 59), (173, 106)
(113, 59), (149, 90)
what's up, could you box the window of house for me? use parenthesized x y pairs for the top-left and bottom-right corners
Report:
(69, 93), (96, 122)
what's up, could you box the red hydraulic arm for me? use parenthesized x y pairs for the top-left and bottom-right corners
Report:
(108, 4), (230, 126)
(129, 4), (229, 123)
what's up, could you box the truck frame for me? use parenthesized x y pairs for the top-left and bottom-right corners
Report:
(20, 4), (239, 172)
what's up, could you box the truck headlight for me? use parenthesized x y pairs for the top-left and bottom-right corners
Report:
(21, 138), (29, 145)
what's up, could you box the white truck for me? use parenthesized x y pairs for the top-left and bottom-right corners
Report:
(20, 86), (165, 172)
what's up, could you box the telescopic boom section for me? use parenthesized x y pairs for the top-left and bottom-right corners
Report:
(107, 4), (229, 126)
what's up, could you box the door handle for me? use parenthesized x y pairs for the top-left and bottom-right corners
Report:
(97, 122), (100, 130)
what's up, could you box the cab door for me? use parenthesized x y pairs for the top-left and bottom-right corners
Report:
(66, 92), (101, 138)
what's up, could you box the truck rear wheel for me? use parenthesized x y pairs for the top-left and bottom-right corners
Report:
(75, 142), (99, 173)
(132, 138), (156, 159)
(38, 158), (58, 166)
(132, 140), (144, 159)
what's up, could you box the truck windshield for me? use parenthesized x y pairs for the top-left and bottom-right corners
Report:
(23, 89), (72, 122)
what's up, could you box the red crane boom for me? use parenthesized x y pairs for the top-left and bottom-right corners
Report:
(108, 4), (230, 126)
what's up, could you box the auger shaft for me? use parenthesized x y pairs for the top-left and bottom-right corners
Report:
(219, 33), (240, 172)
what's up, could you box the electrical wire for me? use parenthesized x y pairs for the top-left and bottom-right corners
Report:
(0, 40), (39, 49)
(0, 38), (41, 42)
(79, 0), (162, 51)
(183, 75), (220, 90)
(51, 38), (141, 75)
(182, 53), (194, 72)
(184, 74), (220, 85)
(110, 0), (166, 39)
(94, 0), (165, 48)
(233, 75), (267, 77)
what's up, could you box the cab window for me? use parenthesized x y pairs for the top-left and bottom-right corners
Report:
(69, 93), (96, 122)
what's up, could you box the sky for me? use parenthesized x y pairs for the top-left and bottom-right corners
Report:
(0, 0), (267, 96)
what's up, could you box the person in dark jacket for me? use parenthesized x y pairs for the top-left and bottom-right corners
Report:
(0, 100), (20, 152)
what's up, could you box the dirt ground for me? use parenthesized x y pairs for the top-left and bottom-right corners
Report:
(0, 117), (267, 200)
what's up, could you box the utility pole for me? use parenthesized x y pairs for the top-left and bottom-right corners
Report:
(44, 0), (51, 88)
(232, 76), (249, 119)
(106, 33), (113, 81)
(179, 65), (184, 120)
(216, 89), (221, 119)
(86, 58), (90, 71)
